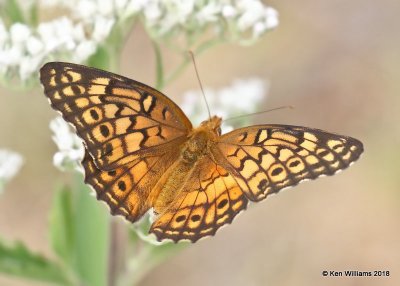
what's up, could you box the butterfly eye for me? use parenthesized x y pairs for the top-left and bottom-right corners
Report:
(216, 127), (222, 135)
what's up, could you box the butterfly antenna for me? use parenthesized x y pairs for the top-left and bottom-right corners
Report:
(189, 51), (212, 120)
(223, 105), (294, 122)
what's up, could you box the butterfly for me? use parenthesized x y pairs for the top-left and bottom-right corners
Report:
(40, 62), (363, 243)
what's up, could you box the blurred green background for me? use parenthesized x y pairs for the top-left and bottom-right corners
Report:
(1, 0), (399, 285)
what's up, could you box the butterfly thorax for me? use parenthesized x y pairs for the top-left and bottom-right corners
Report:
(153, 116), (222, 214)
(178, 115), (221, 163)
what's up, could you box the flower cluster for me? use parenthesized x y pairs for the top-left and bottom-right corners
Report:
(0, 3), (114, 83)
(0, 149), (24, 192)
(50, 117), (84, 172)
(0, 0), (277, 84)
(181, 77), (268, 133)
(138, 0), (278, 43)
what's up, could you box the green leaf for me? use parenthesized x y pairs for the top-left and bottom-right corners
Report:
(0, 239), (71, 285)
(1, 0), (25, 24)
(49, 185), (75, 268)
(73, 174), (110, 286)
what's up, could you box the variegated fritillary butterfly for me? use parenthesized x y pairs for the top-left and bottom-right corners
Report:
(40, 62), (363, 243)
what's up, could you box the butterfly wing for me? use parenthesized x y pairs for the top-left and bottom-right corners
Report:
(82, 148), (181, 222)
(149, 155), (248, 242)
(40, 62), (192, 170)
(214, 125), (363, 201)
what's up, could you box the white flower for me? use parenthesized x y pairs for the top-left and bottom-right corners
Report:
(181, 77), (268, 133)
(264, 7), (279, 29)
(73, 40), (97, 63)
(75, 0), (98, 19)
(0, 0), (278, 83)
(115, 0), (128, 11)
(1, 2), (125, 83)
(237, 0), (265, 31)
(92, 17), (115, 42)
(0, 149), (24, 193)
(135, 0), (277, 41)
(26, 36), (44, 55)
(222, 5), (237, 18)
(50, 117), (84, 172)
(143, 1), (162, 21)
(19, 55), (45, 80)
(196, 2), (221, 24)
(0, 45), (23, 66)
(10, 23), (31, 44)
(217, 78), (267, 112)
(125, 0), (150, 15)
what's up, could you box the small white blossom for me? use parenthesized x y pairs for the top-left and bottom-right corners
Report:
(92, 17), (115, 42)
(10, 23), (31, 44)
(196, 3), (221, 24)
(237, 0), (265, 31)
(265, 7), (279, 29)
(115, 0), (128, 11)
(181, 78), (268, 134)
(0, 149), (24, 193)
(137, 0), (278, 42)
(0, 1), (125, 83)
(73, 40), (97, 63)
(222, 5), (237, 18)
(0, 0), (277, 83)
(26, 36), (44, 55)
(218, 78), (267, 112)
(125, 0), (149, 15)
(19, 55), (45, 80)
(0, 15), (106, 81)
(143, 2), (162, 21)
(50, 117), (84, 172)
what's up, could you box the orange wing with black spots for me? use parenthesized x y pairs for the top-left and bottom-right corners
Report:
(40, 62), (192, 170)
(82, 148), (181, 223)
(216, 125), (363, 202)
(150, 155), (248, 242)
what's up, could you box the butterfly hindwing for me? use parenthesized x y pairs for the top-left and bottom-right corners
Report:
(150, 155), (248, 242)
(40, 62), (192, 170)
(216, 125), (363, 202)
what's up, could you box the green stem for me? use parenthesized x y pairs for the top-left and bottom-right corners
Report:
(2, 0), (25, 24)
(164, 56), (190, 87)
(152, 41), (164, 90)
(100, 18), (139, 286)
(164, 37), (223, 86)
(117, 241), (187, 286)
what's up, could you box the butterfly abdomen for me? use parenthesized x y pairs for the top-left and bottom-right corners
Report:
(153, 128), (215, 214)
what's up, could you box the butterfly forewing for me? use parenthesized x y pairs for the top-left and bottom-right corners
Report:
(40, 62), (192, 170)
(216, 125), (363, 201)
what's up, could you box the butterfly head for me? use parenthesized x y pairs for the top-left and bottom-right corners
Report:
(199, 116), (222, 136)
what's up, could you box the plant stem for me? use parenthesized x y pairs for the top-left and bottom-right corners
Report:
(152, 41), (164, 90)
(164, 37), (223, 86)
(108, 220), (128, 286)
